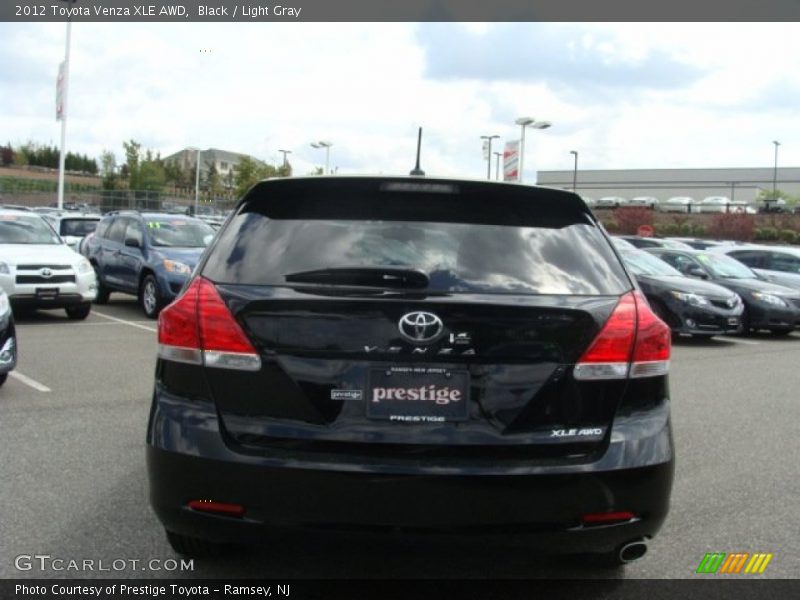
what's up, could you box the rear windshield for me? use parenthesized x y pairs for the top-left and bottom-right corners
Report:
(60, 219), (99, 237)
(203, 204), (629, 296)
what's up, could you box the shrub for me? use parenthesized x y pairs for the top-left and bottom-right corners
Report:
(602, 219), (620, 233)
(693, 224), (708, 237)
(759, 226), (779, 241)
(679, 222), (694, 236)
(659, 222), (680, 236)
(611, 206), (653, 234)
(779, 229), (797, 244)
(708, 213), (755, 242)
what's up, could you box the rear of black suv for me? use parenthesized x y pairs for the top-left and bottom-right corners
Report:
(147, 176), (674, 564)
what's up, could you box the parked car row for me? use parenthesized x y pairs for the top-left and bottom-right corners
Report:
(587, 195), (765, 213)
(613, 236), (800, 337)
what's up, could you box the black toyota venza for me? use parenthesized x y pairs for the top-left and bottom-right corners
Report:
(147, 177), (674, 566)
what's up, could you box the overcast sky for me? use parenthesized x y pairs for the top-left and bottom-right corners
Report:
(1, 22), (799, 180)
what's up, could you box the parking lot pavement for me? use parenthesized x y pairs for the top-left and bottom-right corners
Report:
(1, 297), (798, 579)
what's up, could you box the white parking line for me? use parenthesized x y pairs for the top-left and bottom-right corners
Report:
(720, 337), (761, 346)
(9, 371), (52, 392)
(91, 311), (157, 333)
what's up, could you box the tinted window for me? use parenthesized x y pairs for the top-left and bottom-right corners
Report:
(769, 252), (800, 273)
(60, 219), (100, 237)
(657, 252), (698, 274)
(95, 218), (111, 239)
(105, 217), (129, 244)
(695, 253), (756, 278)
(622, 251), (682, 277)
(727, 250), (766, 268)
(204, 214), (629, 295)
(125, 220), (144, 246)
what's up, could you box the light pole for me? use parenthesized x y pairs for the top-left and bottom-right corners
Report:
(278, 149), (292, 171)
(772, 140), (781, 205)
(311, 141), (333, 174)
(186, 147), (201, 216)
(569, 150), (578, 191)
(493, 151), (502, 180)
(480, 135), (499, 180)
(56, 0), (78, 210)
(515, 116), (551, 183)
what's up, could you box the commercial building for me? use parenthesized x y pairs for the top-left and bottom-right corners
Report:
(537, 167), (800, 203)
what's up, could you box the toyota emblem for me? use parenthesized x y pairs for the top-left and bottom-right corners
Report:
(39, 268), (53, 279)
(398, 311), (444, 343)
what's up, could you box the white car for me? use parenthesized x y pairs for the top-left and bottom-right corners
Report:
(0, 210), (97, 319)
(698, 196), (731, 213)
(660, 196), (695, 213)
(42, 213), (102, 251)
(629, 196), (658, 209)
(595, 196), (626, 209)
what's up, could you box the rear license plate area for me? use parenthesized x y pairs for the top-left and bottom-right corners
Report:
(367, 366), (469, 423)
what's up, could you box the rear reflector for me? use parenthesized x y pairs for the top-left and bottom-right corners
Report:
(581, 511), (636, 525)
(158, 277), (261, 371)
(187, 500), (245, 518)
(574, 291), (670, 381)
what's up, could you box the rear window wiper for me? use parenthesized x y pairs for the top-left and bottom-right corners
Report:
(284, 266), (429, 288)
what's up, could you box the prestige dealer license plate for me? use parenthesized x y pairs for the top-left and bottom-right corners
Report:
(367, 366), (469, 423)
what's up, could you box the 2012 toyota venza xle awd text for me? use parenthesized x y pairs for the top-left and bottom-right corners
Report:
(147, 176), (674, 567)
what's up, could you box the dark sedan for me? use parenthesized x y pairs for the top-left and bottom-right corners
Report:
(0, 290), (16, 387)
(621, 250), (743, 338)
(648, 248), (800, 335)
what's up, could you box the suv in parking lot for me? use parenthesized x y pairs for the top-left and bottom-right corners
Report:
(148, 176), (674, 565)
(82, 211), (216, 318)
(0, 209), (97, 319)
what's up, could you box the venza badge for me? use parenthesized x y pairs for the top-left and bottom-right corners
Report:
(398, 311), (444, 343)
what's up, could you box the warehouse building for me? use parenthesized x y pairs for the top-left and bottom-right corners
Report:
(536, 167), (800, 203)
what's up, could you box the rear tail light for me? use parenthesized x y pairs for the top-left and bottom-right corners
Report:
(157, 276), (261, 371)
(187, 500), (245, 518)
(574, 291), (670, 381)
(581, 511), (636, 526)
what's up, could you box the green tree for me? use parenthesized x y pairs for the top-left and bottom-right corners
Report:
(100, 150), (118, 190)
(123, 140), (141, 189)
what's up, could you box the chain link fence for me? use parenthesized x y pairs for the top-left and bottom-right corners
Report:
(0, 189), (236, 215)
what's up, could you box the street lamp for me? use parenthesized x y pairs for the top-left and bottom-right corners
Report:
(278, 149), (292, 170)
(569, 150), (578, 191)
(515, 116), (551, 183)
(311, 141), (333, 174)
(56, 0), (78, 210)
(480, 135), (499, 180)
(493, 151), (502, 180)
(772, 140), (781, 205)
(185, 147), (202, 216)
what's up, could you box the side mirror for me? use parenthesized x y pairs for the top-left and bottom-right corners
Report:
(124, 237), (141, 248)
(63, 235), (81, 247)
(687, 266), (708, 279)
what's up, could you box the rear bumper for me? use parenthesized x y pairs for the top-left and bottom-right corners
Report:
(147, 391), (674, 552)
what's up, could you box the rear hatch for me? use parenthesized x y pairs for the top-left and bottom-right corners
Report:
(159, 177), (664, 464)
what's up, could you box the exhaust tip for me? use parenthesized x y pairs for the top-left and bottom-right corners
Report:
(619, 539), (648, 563)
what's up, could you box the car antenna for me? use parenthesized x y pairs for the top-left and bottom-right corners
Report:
(409, 127), (425, 176)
